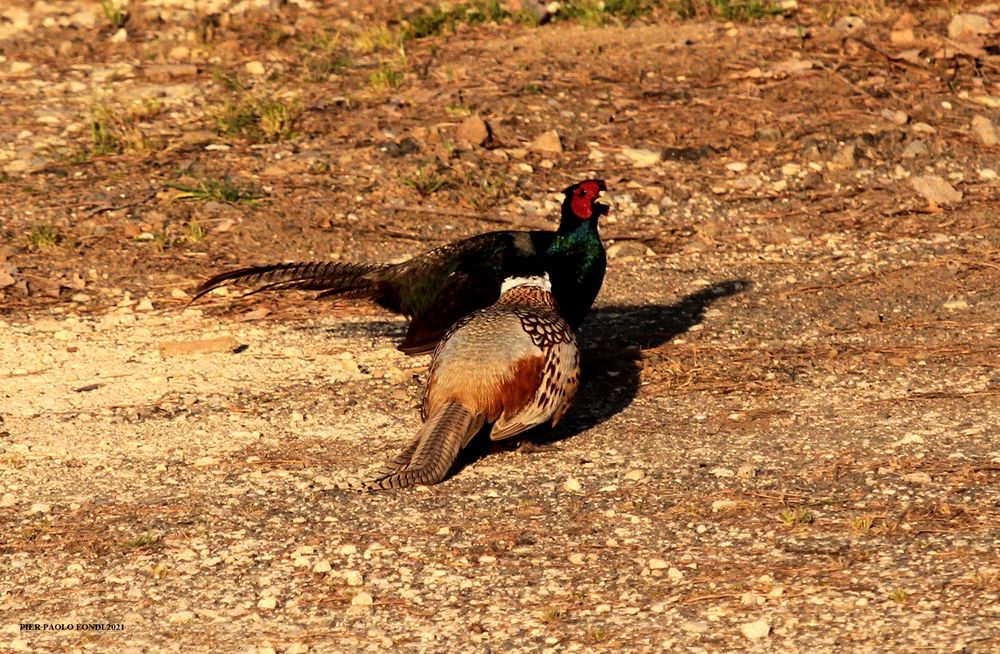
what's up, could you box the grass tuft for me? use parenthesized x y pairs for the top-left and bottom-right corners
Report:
(888, 588), (909, 603)
(99, 0), (128, 29)
(185, 220), (206, 243)
(355, 25), (399, 52)
(402, 166), (448, 198)
(401, 1), (510, 40)
(214, 94), (302, 143)
(28, 225), (60, 250)
(778, 508), (815, 527)
(462, 171), (513, 211)
(303, 53), (351, 82)
(84, 100), (164, 159)
(166, 177), (267, 205)
(556, 0), (657, 25)
(673, 0), (786, 21)
(369, 63), (404, 91)
(116, 533), (161, 550)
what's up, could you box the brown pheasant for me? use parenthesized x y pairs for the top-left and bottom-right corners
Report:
(358, 273), (579, 490)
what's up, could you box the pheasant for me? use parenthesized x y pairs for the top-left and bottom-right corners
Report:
(357, 271), (579, 489)
(192, 179), (608, 354)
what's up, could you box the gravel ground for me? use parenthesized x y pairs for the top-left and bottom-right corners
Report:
(2, 1), (1000, 652)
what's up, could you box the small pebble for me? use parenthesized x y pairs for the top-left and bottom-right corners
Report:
(168, 610), (195, 624)
(740, 619), (771, 640)
(563, 477), (582, 492)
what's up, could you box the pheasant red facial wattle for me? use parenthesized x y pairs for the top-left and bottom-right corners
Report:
(567, 179), (607, 221)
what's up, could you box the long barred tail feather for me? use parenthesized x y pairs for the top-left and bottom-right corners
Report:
(357, 402), (485, 490)
(190, 261), (389, 303)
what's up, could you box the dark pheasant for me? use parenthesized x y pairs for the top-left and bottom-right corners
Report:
(192, 179), (608, 353)
(357, 273), (579, 489)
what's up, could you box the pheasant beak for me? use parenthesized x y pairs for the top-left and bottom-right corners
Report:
(594, 186), (611, 217)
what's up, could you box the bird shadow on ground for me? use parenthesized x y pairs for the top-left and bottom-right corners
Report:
(453, 279), (750, 472)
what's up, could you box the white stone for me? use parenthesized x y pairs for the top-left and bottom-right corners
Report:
(712, 499), (738, 512)
(780, 163), (801, 176)
(740, 619), (771, 640)
(621, 147), (661, 167)
(910, 175), (962, 206)
(902, 472), (933, 484)
(563, 477), (582, 492)
(245, 61), (266, 76)
(168, 610), (195, 624)
(948, 14), (992, 39)
(682, 621), (710, 634)
(972, 115), (998, 146)
(528, 130), (562, 153)
(351, 591), (373, 606)
(881, 109), (909, 124)
(168, 46), (190, 62)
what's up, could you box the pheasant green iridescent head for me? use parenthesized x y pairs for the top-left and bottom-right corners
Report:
(559, 179), (608, 231)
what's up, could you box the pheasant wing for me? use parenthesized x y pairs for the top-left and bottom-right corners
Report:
(490, 336), (579, 441)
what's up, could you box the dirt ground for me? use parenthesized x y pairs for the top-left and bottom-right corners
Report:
(2, 0), (1000, 652)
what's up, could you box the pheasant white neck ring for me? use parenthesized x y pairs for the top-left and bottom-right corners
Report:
(501, 274), (552, 294)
